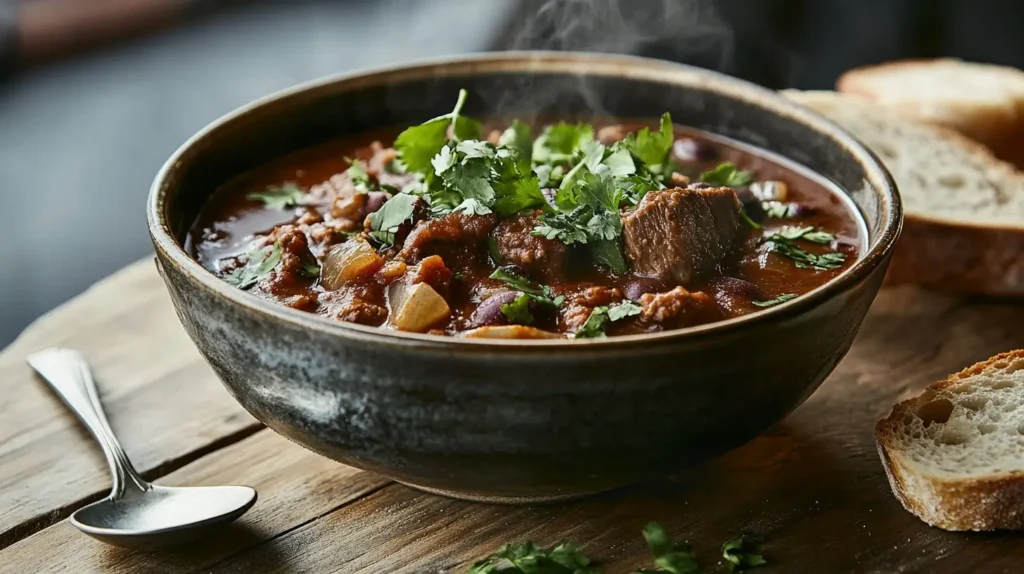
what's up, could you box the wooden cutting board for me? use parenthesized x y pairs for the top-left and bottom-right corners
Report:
(1, 260), (1023, 573)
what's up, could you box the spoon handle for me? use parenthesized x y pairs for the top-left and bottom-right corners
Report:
(27, 348), (149, 499)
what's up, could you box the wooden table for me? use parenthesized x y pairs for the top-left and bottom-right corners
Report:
(2, 260), (1023, 573)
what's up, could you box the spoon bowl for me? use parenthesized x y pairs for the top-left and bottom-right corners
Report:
(28, 348), (258, 550)
(70, 485), (257, 550)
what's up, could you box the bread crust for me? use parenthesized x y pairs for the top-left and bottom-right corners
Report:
(838, 59), (1024, 169)
(876, 350), (1024, 531)
(784, 90), (1024, 296)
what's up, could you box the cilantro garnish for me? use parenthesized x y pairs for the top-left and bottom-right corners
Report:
(498, 120), (533, 171)
(500, 293), (534, 325)
(345, 159), (371, 191)
(394, 88), (480, 174)
(367, 193), (418, 247)
(752, 293), (798, 307)
(738, 209), (762, 230)
(489, 269), (564, 306)
(623, 113), (674, 170)
(760, 228), (846, 271)
(575, 300), (642, 339)
(468, 541), (597, 574)
(223, 242), (283, 290)
(246, 184), (305, 211)
(762, 201), (804, 219)
(635, 522), (701, 574)
(699, 163), (753, 188)
(721, 535), (767, 572)
(533, 122), (595, 164)
(301, 262), (321, 278)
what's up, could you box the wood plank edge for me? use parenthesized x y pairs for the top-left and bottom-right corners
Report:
(0, 421), (265, 550)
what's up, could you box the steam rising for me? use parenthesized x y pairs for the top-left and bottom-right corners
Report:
(487, 0), (735, 119)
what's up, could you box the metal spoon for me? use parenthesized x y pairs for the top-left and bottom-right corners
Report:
(27, 348), (257, 550)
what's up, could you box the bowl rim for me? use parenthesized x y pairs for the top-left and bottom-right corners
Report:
(147, 50), (902, 351)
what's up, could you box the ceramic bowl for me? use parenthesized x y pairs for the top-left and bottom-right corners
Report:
(148, 52), (901, 503)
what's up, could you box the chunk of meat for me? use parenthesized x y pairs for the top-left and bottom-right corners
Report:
(639, 287), (723, 327)
(318, 289), (388, 326)
(622, 186), (741, 285)
(407, 255), (453, 296)
(597, 124), (627, 144)
(256, 225), (318, 297)
(492, 214), (568, 281)
(397, 213), (497, 265)
(558, 285), (624, 332)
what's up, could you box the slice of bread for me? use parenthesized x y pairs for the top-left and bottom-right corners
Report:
(875, 350), (1024, 531)
(837, 59), (1024, 167)
(784, 90), (1024, 296)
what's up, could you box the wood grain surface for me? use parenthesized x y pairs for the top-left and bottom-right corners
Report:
(1, 260), (1023, 573)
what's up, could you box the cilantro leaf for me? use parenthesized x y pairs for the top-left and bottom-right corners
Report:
(494, 175), (547, 217)
(700, 163), (753, 188)
(345, 159), (371, 191)
(500, 293), (534, 325)
(624, 113), (674, 168)
(589, 238), (627, 274)
(604, 145), (638, 178)
(576, 172), (624, 214)
(721, 535), (767, 572)
(468, 541), (597, 574)
(739, 209), (762, 230)
(752, 293), (798, 307)
(762, 201), (806, 219)
(301, 262), (321, 278)
(533, 208), (591, 245)
(637, 522), (701, 574)
(395, 89), (475, 174)
(367, 193), (418, 247)
(442, 158), (495, 211)
(608, 299), (642, 321)
(575, 300), (640, 338)
(223, 242), (283, 290)
(246, 184), (304, 211)
(533, 122), (594, 164)
(489, 269), (563, 306)
(498, 120), (533, 170)
(761, 234), (846, 271)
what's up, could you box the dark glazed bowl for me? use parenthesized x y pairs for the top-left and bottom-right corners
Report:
(148, 52), (901, 503)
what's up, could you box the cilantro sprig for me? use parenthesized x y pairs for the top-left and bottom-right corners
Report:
(367, 193), (419, 247)
(721, 535), (767, 572)
(500, 293), (535, 325)
(394, 88), (480, 174)
(223, 242), (283, 289)
(468, 541), (597, 574)
(246, 184), (305, 211)
(699, 163), (753, 188)
(575, 300), (642, 339)
(752, 293), (797, 307)
(489, 268), (564, 307)
(759, 226), (845, 271)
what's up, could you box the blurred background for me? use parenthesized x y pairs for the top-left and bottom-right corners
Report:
(2, 0), (1023, 347)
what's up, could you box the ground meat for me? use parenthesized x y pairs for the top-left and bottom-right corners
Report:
(331, 192), (368, 222)
(492, 214), (568, 282)
(317, 289), (388, 326)
(363, 141), (416, 189)
(622, 186), (741, 285)
(256, 225), (318, 297)
(639, 287), (723, 327)
(396, 212), (497, 266)
(309, 173), (358, 201)
(558, 285), (624, 331)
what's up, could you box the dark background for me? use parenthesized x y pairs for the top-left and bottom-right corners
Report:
(2, 0), (1023, 347)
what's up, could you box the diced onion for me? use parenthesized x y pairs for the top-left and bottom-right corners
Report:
(461, 325), (562, 339)
(321, 238), (384, 290)
(387, 282), (451, 332)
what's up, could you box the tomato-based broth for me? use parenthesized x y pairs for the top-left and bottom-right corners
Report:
(188, 101), (863, 339)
